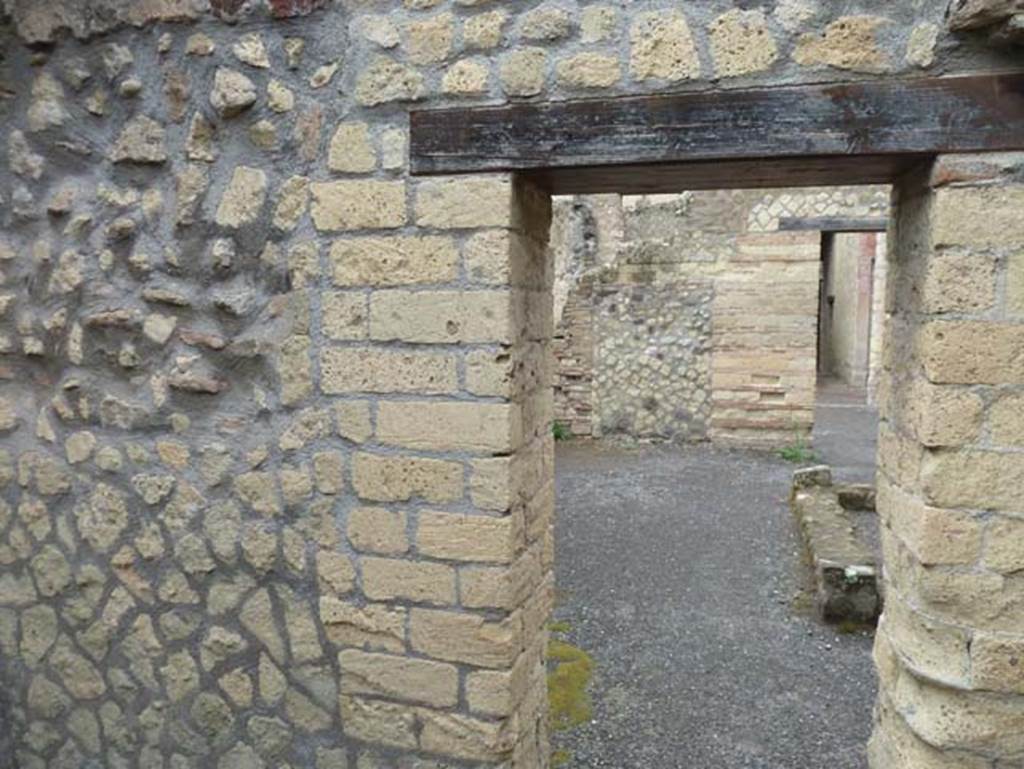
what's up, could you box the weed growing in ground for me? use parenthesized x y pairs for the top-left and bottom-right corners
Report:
(778, 435), (816, 463)
(553, 422), (572, 441)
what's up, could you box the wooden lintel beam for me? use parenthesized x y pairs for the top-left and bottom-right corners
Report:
(778, 217), (890, 233)
(410, 73), (1024, 190)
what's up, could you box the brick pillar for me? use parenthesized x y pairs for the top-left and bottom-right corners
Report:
(506, 177), (557, 769)
(463, 174), (556, 768)
(329, 173), (554, 766)
(869, 155), (1024, 767)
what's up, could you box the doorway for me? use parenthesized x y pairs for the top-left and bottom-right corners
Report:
(545, 185), (889, 766)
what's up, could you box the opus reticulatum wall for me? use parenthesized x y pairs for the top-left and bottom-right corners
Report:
(0, 0), (1022, 767)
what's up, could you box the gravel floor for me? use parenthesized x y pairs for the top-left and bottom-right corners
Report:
(813, 380), (879, 485)
(551, 441), (876, 769)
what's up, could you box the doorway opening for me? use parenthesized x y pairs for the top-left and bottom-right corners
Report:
(544, 184), (889, 767)
(813, 224), (890, 484)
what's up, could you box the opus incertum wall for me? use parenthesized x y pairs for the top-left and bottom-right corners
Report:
(1, 1), (1023, 767)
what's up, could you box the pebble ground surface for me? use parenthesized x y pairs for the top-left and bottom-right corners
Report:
(551, 440), (876, 769)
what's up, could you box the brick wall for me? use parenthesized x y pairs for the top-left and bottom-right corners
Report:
(709, 232), (821, 447)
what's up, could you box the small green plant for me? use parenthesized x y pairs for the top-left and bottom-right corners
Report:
(552, 421), (571, 441)
(778, 434), (816, 464)
(836, 620), (864, 635)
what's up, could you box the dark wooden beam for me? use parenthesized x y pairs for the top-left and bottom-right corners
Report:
(410, 73), (1024, 194)
(778, 216), (889, 233)
(520, 155), (923, 194)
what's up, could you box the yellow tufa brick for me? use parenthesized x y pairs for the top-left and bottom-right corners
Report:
(918, 321), (1024, 385)
(920, 449), (1024, 511)
(327, 121), (377, 173)
(347, 507), (409, 555)
(319, 597), (406, 653)
(983, 516), (1024, 574)
(340, 695), (417, 749)
(361, 557), (456, 605)
(932, 185), (1024, 249)
(988, 392), (1024, 447)
(376, 401), (519, 454)
(417, 510), (521, 563)
(630, 10), (700, 82)
(708, 9), (778, 77)
(410, 608), (522, 668)
(369, 290), (512, 344)
(330, 236), (458, 286)
(418, 707), (516, 762)
(351, 453), (463, 504)
(310, 180), (406, 231)
(970, 635), (1024, 694)
(415, 177), (514, 229)
(316, 550), (356, 596)
(321, 292), (368, 341)
(320, 347), (457, 394)
(339, 649), (458, 707)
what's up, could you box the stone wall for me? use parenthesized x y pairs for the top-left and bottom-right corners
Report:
(552, 275), (595, 439)
(551, 187), (889, 445)
(0, 1), (1020, 767)
(594, 279), (712, 442)
(871, 153), (1024, 769)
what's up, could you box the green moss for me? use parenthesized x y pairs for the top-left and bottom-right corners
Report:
(836, 619), (876, 634)
(548, 620), (572, 634)
(791, 589), (815, 614)
(547, 639), (594, 732)
(552, 748), (572, 767)
(548, 639), (585, 663)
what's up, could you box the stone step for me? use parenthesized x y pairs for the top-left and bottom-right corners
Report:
(791, 465), (882, 624)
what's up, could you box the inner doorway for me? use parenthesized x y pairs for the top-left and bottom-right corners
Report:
(814, 225), (888, 402)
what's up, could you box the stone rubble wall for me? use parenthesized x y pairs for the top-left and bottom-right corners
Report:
(593, 279), (712, 442)
(0, 1), (1017, 767)
(551, 187), (889, 446)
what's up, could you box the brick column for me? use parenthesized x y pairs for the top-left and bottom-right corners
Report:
(323, 173), (554, 766)
(869, 155), (1024, 767)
